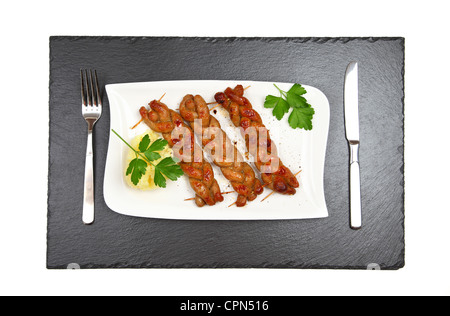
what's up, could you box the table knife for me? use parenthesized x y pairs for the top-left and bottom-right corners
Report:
(344, 61), (362, 230)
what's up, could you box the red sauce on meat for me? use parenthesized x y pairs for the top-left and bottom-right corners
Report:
(204, 168), (212, 182)
(242, 109), (256, 119)
(240, 119), (251, 130)
(174, 119), (183, 127)
(276, 166), (287, 175)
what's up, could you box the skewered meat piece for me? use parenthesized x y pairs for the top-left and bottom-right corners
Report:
(179, 94), (264, 207)
(215, 85), (299, 195)
(139, 100), (224, 207)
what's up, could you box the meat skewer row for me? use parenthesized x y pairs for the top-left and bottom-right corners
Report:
(140, 100), (224, 207)
(214, 85), (299, 195)
(179, 94), (264, 207)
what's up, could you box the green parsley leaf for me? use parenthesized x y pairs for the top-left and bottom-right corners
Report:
(154, 157), (184, 188)
(288, 83), (307, 96)
(288, 107), (315, 130)
(286, 92), (308, 109)
(156, 157), (184, 181)
(264, 83), (315, 130)
(147, 138), (168, 152)
(153, 169), (166, 188)
(142, 138), (168, 162)
(273, 98), (290, 120)
(126, 158), (148, 185)
(264, 95), (281, 108)
(144, 151), (161, 162)
(265, 95), (290, 120)
(139, 134), (151, 152)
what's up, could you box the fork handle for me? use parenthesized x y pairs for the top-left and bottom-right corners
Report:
(83, 129), (95, 225)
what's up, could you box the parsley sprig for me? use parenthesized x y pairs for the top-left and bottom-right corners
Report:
(264, 83), (315, 130)
(112, 129), (183, 188)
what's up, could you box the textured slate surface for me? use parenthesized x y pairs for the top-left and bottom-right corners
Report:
(47, 37), (405, 270)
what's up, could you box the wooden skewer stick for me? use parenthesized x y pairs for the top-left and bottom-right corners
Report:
(131, 118), (144, 129)
(207, 102), (218, 106)
(244, 85), (251, 91)
(228, 202), (237, 208)
(158, 93), (166, 102)
(184, 191), (235, 201)
(221, 191), (235, 195)
(261, 191), (275, 202)
(209, 104), (220, 112)
(261, 182), (271, 189)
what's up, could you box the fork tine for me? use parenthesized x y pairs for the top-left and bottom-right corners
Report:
(84, 69), (92, 106)
(93, 70), (102, 107)
(89, 70), (97, 107)
(80, 69), (87, 106)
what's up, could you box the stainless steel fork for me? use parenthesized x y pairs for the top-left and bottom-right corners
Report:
(80, 69), (102, 225)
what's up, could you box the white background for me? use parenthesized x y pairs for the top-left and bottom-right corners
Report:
(0, 0), (449, 296)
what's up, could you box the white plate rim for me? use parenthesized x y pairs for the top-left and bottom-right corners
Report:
(103, 80), (330, 221)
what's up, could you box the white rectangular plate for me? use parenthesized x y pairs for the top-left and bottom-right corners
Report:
(104, 80), (330, 220)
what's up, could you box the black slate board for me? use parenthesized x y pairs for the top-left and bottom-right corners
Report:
(47, 37), (405, 270)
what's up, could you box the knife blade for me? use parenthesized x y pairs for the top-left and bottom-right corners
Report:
(344, 61), (362, 230)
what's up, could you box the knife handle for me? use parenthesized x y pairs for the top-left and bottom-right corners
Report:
(349, 142), (362, 230)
